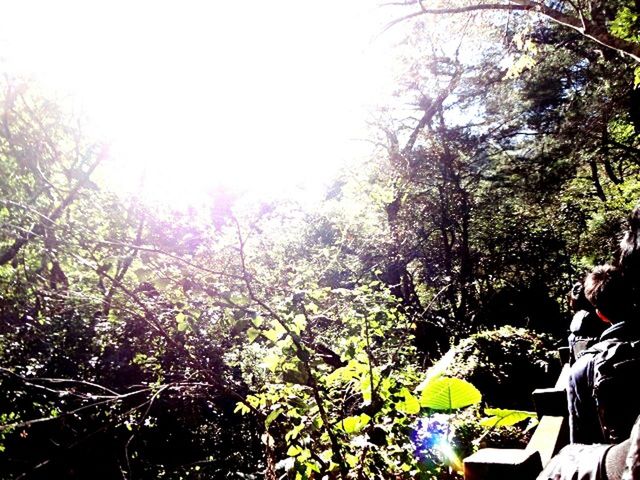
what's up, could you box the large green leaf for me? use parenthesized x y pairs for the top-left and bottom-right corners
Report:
(480, 408), (536, 428)
(420, 377), (481, 411)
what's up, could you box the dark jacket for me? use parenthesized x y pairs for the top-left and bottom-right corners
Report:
(568, 321), (640, 444)
(569, 310), (607, 364)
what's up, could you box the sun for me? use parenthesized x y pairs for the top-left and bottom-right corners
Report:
(0, 0), (401, 207)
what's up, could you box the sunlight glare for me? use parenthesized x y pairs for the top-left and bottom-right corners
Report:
(0, 0), (401, 206)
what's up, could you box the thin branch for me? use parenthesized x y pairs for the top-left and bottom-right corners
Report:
(0, 145), (106, 265)
(386, 0), (640, 63)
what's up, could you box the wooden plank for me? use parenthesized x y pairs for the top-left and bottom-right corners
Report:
(554, 363), (571, 389)
(525, 416), (567, 466)
(464, 448), (542, 480)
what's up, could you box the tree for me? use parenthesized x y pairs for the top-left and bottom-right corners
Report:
(390, 0), (640, 64)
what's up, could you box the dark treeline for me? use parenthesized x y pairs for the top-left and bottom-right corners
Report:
(2, 2), (640, 479)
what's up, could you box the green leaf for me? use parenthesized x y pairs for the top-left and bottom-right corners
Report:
(292, 314), (307, 333)
(346, 453), (359, 468)
(247, 327), (260, 343)
(230, 293), (249, 306)
(263, 329), (279, 343)
(298, 448), (311, 462)
(285, 423), (305, 442)
(341, 413), (371, 434)
(396, 387), (420, 415)
(265, 409), (282, 428)
(287, 445), (302, 457)
(251, 316), (264, 327)
(420, 377), (481, 411)
(480, 408), (536, 428)
(261, 353), (281, 371)
(233, 402), (250, 415)
(175, 312), (190, 332)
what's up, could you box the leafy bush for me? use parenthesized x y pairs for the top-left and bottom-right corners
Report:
(443, 326), (559, 410)
(432, 326), (557, 459)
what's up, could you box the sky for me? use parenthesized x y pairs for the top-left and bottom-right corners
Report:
(0, 1), (404, 205)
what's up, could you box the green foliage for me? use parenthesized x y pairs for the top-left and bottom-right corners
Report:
(4, 2), (640, 476)
(232, 284), (431, 478)
(611, 5), (640, 43)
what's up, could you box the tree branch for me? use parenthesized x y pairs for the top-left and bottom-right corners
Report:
(389, 0), (640, 63)
(0, 146), (106, 265)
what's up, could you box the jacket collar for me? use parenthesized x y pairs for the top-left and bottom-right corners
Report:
(600, 321), (640, 341)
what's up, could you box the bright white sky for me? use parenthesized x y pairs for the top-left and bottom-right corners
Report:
(0, 1), (403, 206)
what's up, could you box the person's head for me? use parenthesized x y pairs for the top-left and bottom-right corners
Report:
(617, 205), (640, 305)
(584, 264), (632, 324)
(568, 281), (593, 313)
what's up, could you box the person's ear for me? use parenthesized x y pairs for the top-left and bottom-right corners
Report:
(596, 309), (612, 324)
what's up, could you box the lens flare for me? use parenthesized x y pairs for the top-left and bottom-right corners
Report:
(437, 438), (463, 473)
(411, 416), (462, 472)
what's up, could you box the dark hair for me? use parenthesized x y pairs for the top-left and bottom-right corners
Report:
(615, 205), (640, 314)
(568, 282), (593, 313)
(584, 264), (631, 323)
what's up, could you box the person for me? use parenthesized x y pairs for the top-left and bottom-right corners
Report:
(567, 281), (606, 364)
(567, 264), (640, 445)
(536, 416), (638, 479)
(616, 204), (640, 315)
(536, 442), (623, 479)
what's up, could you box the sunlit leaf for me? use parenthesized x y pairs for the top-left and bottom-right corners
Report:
(233, 402), (250, 415)
(341, 413), (371, 434)
(420, 377), (481, 411)
(252, 316), (264, 327)
(261, 354), (281, 371)
(287, 445), (302, 457)
(263, 329), (279, 343)
(292, 314), (306, 333)
(154, 278), (171, 290)
(265, 409), (282, 428)
(247, 327), (260, 343)
(480, 408), (536, 428)
(230, 293), (249, 306)
(396, 387), (420, 415)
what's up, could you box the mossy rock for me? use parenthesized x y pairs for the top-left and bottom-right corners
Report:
(442, 326), (558, 410)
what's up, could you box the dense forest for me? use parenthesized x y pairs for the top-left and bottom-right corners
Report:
(2, 1), (640, 479)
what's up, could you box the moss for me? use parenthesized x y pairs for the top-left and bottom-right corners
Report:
(443, 326), (558, 410)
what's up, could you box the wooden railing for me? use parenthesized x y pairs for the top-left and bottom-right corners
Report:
(463, 353), (571, 480)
